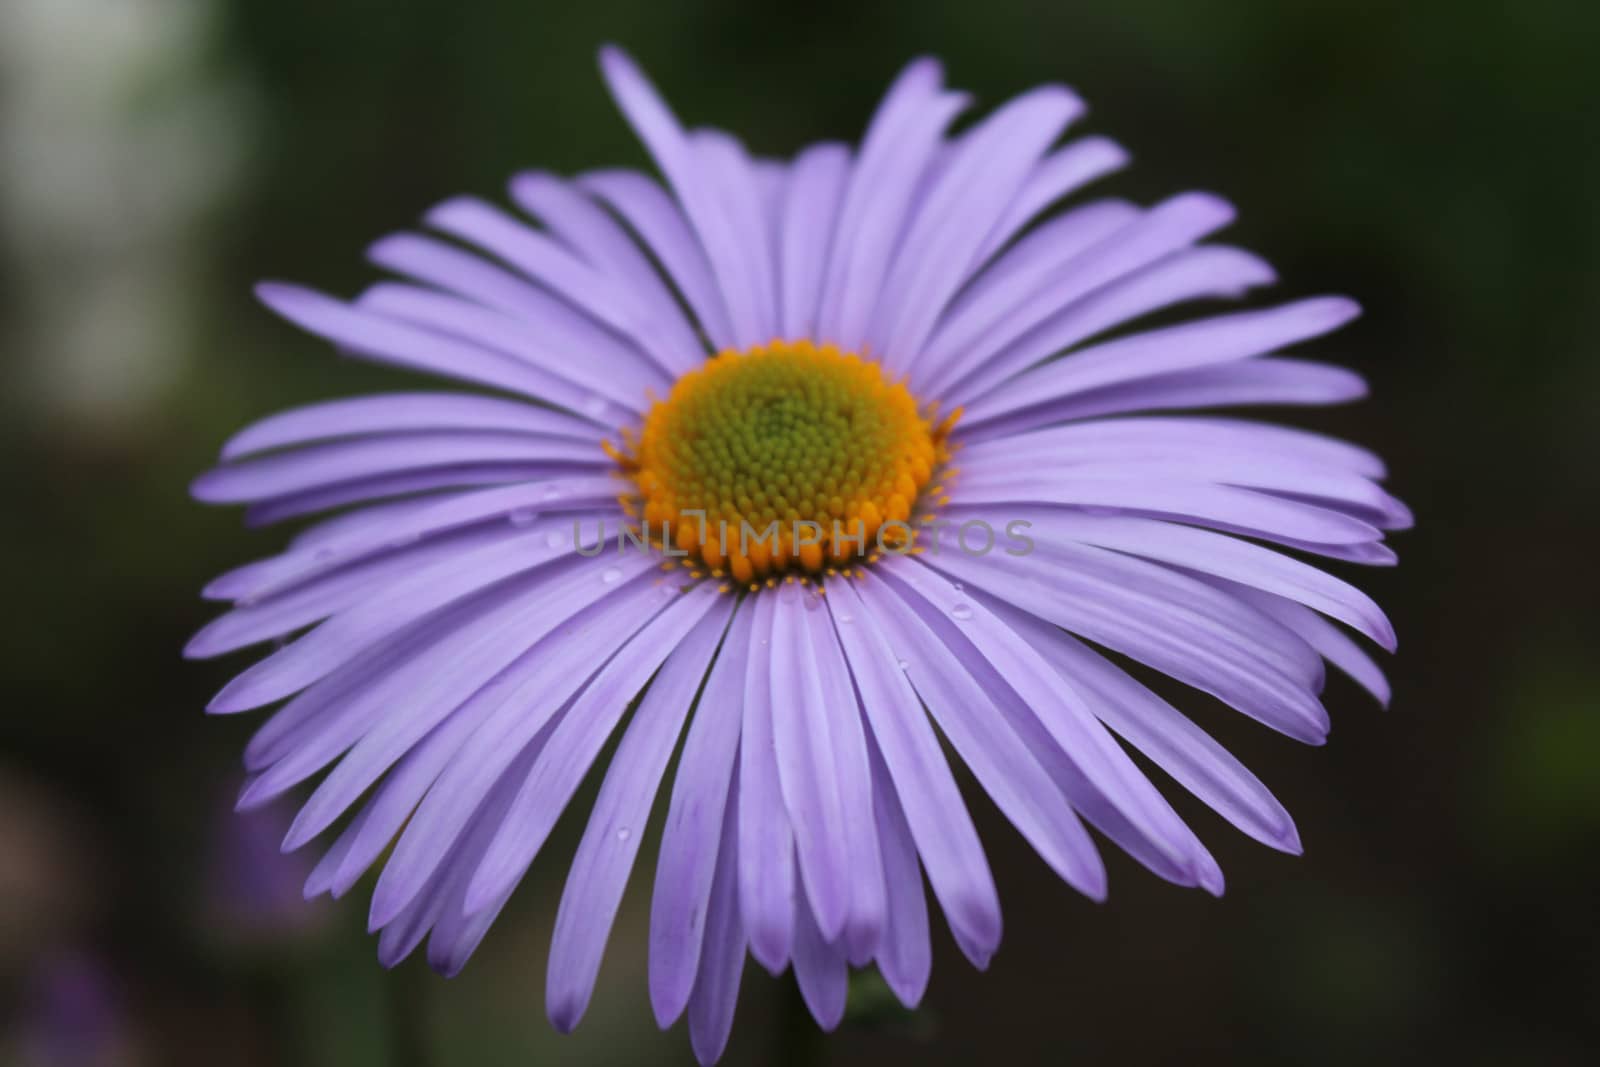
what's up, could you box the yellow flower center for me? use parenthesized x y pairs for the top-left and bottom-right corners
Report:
(610, 340), (958, 588)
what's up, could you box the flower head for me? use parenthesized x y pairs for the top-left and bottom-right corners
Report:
(191, 45), (1404, 1063)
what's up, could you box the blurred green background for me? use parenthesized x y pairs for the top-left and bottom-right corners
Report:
(2, 0), (1597, 1063)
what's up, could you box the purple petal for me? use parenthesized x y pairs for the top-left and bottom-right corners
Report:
(825, 581), (1001, 965)
(579, 168), (735, 349)
(545, 591), (734, 1032)
(959, 358), (1370, 444)
(209, 529), (638, 714)
(356, 282), (666, 410)
(738, 591), (796, 973)
(241, 463), (555, 527)
(650, 605), (754, 1026)
(922, 193), (1236, 398)
(817, 58), (965, 350)
(685, 790), (746, 1066)
(364, 566), (672, 928)
(597, 46), (768, 347)
(253, 282), (595, 409)
(1214, 580), (1392, 706)
(766, 586), (869, 945)
(200, 485), (621, 607)
(191, 432), (604, 505)
(948, 473), (1381, 549)
(690, 130), (779, 339)
(777, 143), (851, 341)
(509, 169), (704, 372)
(424, 195), (701, 372)
(219, 392), (595, 461)
(921, 546), (1329, 744)
(875, 84), (1085, 372)
(888, 561), (1214, 886)
(972, 136), (1130, 266)
(464, 583), (723, 914)
(866, 742), (932, 1006)
(950, 245), (1277, 405)
(955, 508), (1394, 649)
(791, 881), (848, 1032)
(1000, 609), (1302, 853)
(850, 572), (1108, 899)
(276, 553), (659, 848)
(962, 296), (1361, 427)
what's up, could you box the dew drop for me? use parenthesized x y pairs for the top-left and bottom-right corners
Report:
(508, 508), (539, 527)
(897, 659), (910, 671)
(951, 582), (964, 594)
(600, 566), (623, 585)
(544, 530), (565, 550)
(538, 484), (562, 502)
(837, 612), (854, 624)
(951, 602), (974, 621)
(582, 394), (609, 417)
(615, 826), (632, 843)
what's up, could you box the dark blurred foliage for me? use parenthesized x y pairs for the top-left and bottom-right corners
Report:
(1, 0), (1597, 1064)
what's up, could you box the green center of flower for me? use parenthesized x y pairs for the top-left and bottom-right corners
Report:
(611, 340), (958, 585)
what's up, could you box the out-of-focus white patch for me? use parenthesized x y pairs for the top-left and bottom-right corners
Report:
(0, 0), (252, 427)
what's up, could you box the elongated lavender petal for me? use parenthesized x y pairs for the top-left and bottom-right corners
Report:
(424, 195), (703, 373)
(366, 569), (674, 928)
(959, 358), (1370, 444)
(792, 881), (849, 1032)
(465, 583), (723, 915)
(544, 592), (733, 1032)
(220, 392), (595, 461)
(598, 46), (769, 347)
(738, 592), (796, 972)
(578, 168), (735, 348)
(851, 572), (1108, 899)
(650, 606), (754, 1026)
(972, 136), (1130, 265)
(692, 130), (780, 340)
(777, 143), (851, 342)
(922, 193), (1236, 398)
(355, 282), (668, 408)
(509, 170), (705, 373)
(686, 793), (746, 1067)
(962, 296), (1360, 426)
(998, 607), (1302, 853)
(867, 742), (933, 1005)
(254, 283), (601, 412)
(887, 562), (1212, 884)
(950, 245), (1277, 405)
(875, 84), (1084, 371)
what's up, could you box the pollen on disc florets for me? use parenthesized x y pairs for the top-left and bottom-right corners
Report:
(608, 340), (959, 587)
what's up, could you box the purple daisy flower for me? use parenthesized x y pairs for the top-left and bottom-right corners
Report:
(191, 45), (1405, 1063)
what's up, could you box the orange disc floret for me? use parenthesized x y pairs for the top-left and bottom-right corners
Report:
(612, 340), (957, 582)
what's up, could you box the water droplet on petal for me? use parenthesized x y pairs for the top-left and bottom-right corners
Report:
(837, 612), (854, 624)
(951, 602), (973, 621)
(538, 484), (562, 502)
(615, 826), (632, 843)
(951, 582), (964, 594)
(508, 508), (539, 527)
(582, 394), (609, 417)
(600, 566), (623, 585)
(897, 659), (910, 671)
(544, 530), (565, 550)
